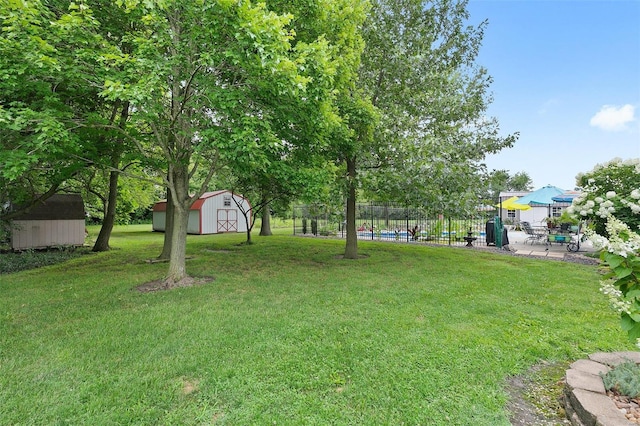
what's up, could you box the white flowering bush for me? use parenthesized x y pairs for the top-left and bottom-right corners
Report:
(571, 158), (640, 237)
(590, 220), (640, 348)
(570, 158), (640, 348)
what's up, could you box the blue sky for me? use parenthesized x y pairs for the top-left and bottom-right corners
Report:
(466, 0), (640, 191)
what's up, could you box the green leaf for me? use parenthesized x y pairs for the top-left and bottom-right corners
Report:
(604, 252), (625, 269)
(628, 322), (640, 341)
(613, 265), (634, 279)
(627, 289), (640, 299)
(621, 313), (636, 331)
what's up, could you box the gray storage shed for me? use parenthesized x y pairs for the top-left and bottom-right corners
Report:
(11, 194), (86, 250)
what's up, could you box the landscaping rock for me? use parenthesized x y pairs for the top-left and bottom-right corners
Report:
(566, 369), (606, 394)
(570, 359), (611, 376)
(563, 352), (639, 426)
(570, 389), (632, 426)
(589, 353), (638, 367)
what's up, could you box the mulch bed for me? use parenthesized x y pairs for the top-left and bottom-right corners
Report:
(135, 276), (214, 293)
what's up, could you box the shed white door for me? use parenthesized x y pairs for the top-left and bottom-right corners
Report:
(217, 209), (238, 232)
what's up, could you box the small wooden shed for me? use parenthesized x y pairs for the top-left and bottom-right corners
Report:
(11, 194), (86, 250)
(152, 190), (251, 235)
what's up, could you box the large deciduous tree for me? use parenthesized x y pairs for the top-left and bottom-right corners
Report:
(223, 0), (371, 243)
(266, 0), (374, 259)
(100, 1), (335, 286)
(279, 0), (375, 260)
(338, 0), (518, 258)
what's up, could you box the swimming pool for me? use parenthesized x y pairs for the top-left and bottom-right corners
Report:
(357, 230), (487, 240)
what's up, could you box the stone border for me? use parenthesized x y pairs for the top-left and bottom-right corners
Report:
(563, 351), (640, 426)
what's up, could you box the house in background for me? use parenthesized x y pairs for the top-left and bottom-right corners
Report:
(498, 186), (575, 226)
(10, 194), (86, 250)
(152, 190), (251, 235)
(497, 191), (530, 224)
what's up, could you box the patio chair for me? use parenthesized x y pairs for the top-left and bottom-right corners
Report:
(521, 221), (547, 245)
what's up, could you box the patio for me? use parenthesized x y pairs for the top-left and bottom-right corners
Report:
(505, 229), (596, 259)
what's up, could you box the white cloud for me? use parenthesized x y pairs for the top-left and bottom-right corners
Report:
(589, 104), (636, 131)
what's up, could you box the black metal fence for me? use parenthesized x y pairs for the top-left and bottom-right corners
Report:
(293, 203), (497, 247)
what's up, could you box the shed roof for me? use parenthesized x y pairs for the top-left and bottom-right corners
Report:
(153, 190), (247, 212)
(12, 194), (85, 220)
(191, 191), (231, 210)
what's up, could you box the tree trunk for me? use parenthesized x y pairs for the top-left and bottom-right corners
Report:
(259, 202), (272, 236)
(165, 201), (189, 284)
(244, 210), (252, 244)
(92, 169), (119, 252)
(92, 101), (129, 252)
(158, 189), (174, 260)
(164, 163), (191, 285)
(344, 156), (358, 259)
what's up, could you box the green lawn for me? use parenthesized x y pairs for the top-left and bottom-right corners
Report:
(0, 225), (632, 425)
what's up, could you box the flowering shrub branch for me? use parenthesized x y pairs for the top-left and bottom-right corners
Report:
(590, 218), (640, 347)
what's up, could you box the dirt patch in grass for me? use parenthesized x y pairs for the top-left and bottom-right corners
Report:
(135, 276), (214, 292)
(505, 361), (571, 426)
(179, 377), (200, 396)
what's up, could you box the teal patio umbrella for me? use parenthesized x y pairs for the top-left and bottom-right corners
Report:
(513, 185), (565, 216)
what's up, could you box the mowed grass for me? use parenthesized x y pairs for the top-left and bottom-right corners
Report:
(0, 225), (632, 425)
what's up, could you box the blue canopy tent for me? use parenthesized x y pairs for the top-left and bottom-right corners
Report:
(551, 190), (581, 203)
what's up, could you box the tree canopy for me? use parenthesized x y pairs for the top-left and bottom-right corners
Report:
(1, 0), (519, 274)
(484, 170), (533, 201)
(97, 0), (342, 283)
(0, 2), (95, 217)
(359, 0), (517, 211)
(336, 0), (518, 258)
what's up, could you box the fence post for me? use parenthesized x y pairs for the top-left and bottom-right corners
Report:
(370, 202), (374, 240)
(405, 206), (409, 243)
